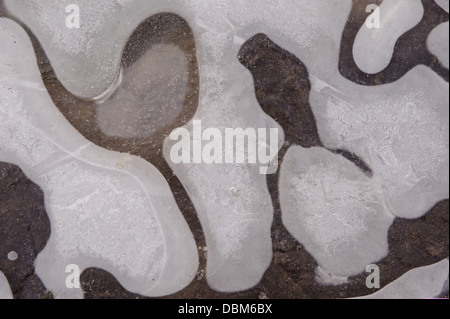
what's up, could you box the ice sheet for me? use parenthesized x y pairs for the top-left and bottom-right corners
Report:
(0, 18), (198, 299)
(6, 0), (446, 293)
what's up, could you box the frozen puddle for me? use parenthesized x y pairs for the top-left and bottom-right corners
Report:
(354, 259), (449, 299)
(4, 0), (448, 295)
(3, 0), (353, 292)
(353, 0), (424, 74)
(0, 271), (13, 299)
(95, 43), (190, 138)
(280, 146), (394, 278)
(0, 18), (198, 298)
(427, 22), (449, 70)
(310, 66), (449, 220)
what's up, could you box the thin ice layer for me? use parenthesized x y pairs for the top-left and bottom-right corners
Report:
(427, 22), (449, 69)
(354, 259), (450, 299)
(0, 18), (198, 299)
(279, 146), (394, 278)
(353, 0), (424, 74)
(5, 0), (353, 291)
(4, 0), (351, 97)
(310, 66), (449, 219)
(0, 271), (13, 299)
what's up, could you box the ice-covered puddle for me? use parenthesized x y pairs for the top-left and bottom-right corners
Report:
(0, 18), (198, 298)
(1, 0), (449, 298)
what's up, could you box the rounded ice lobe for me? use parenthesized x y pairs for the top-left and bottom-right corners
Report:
(0, 18), (198, 299)
(279, 146), (394, 278)
(311, 66), (449, 220)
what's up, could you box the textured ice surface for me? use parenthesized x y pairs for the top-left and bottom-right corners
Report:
(280, 146), (394, 278)
(0, 18), (198, 298)
(435, 0), (450, 12)
(0, 271), (13, 299)
(310, 66), (449, 219)
(161, 0), (351, 292)
(96, 44), (189, 138)
(427, 22), (449, 70)
(353, 0), (424, 74)
(355, 259), (450, 299)
(4, 0), (351, 97)
(163, 72), (284, 292)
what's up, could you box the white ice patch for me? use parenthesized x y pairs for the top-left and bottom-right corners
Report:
(163, 66), (284, 291)
(0, 272), (13, 300)
(427, 22), (449, 70)
(310, 66), (449, 219)
(279, 146), (394, 277)
(354, 259), (450, 299)
(0, 18), (198, 299)
(353, 0), (424, 74)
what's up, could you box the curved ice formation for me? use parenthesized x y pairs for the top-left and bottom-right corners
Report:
(5, 0), (354, 292)
(0, 271), (13, 299)
(4, 0), (352, 98)
(427, 22), (449, 70)
(0, 18), (198, 299)
(354, 259), (449, 299)
(435, 0), (450, 12)
(353, 0), (424, 74)
(310, 66), (449, 220)
(279, 146), (394, 278)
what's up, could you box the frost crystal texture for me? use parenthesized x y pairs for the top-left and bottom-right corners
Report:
(280, 146), (394, 277)
(5, 0), (354, 294)
(310, 66), (449, 219)
(353, 0), (424, 74)
(355, 259), (450, 299)
(0, 271), (13, 299)
(0, 18), (198, 299)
